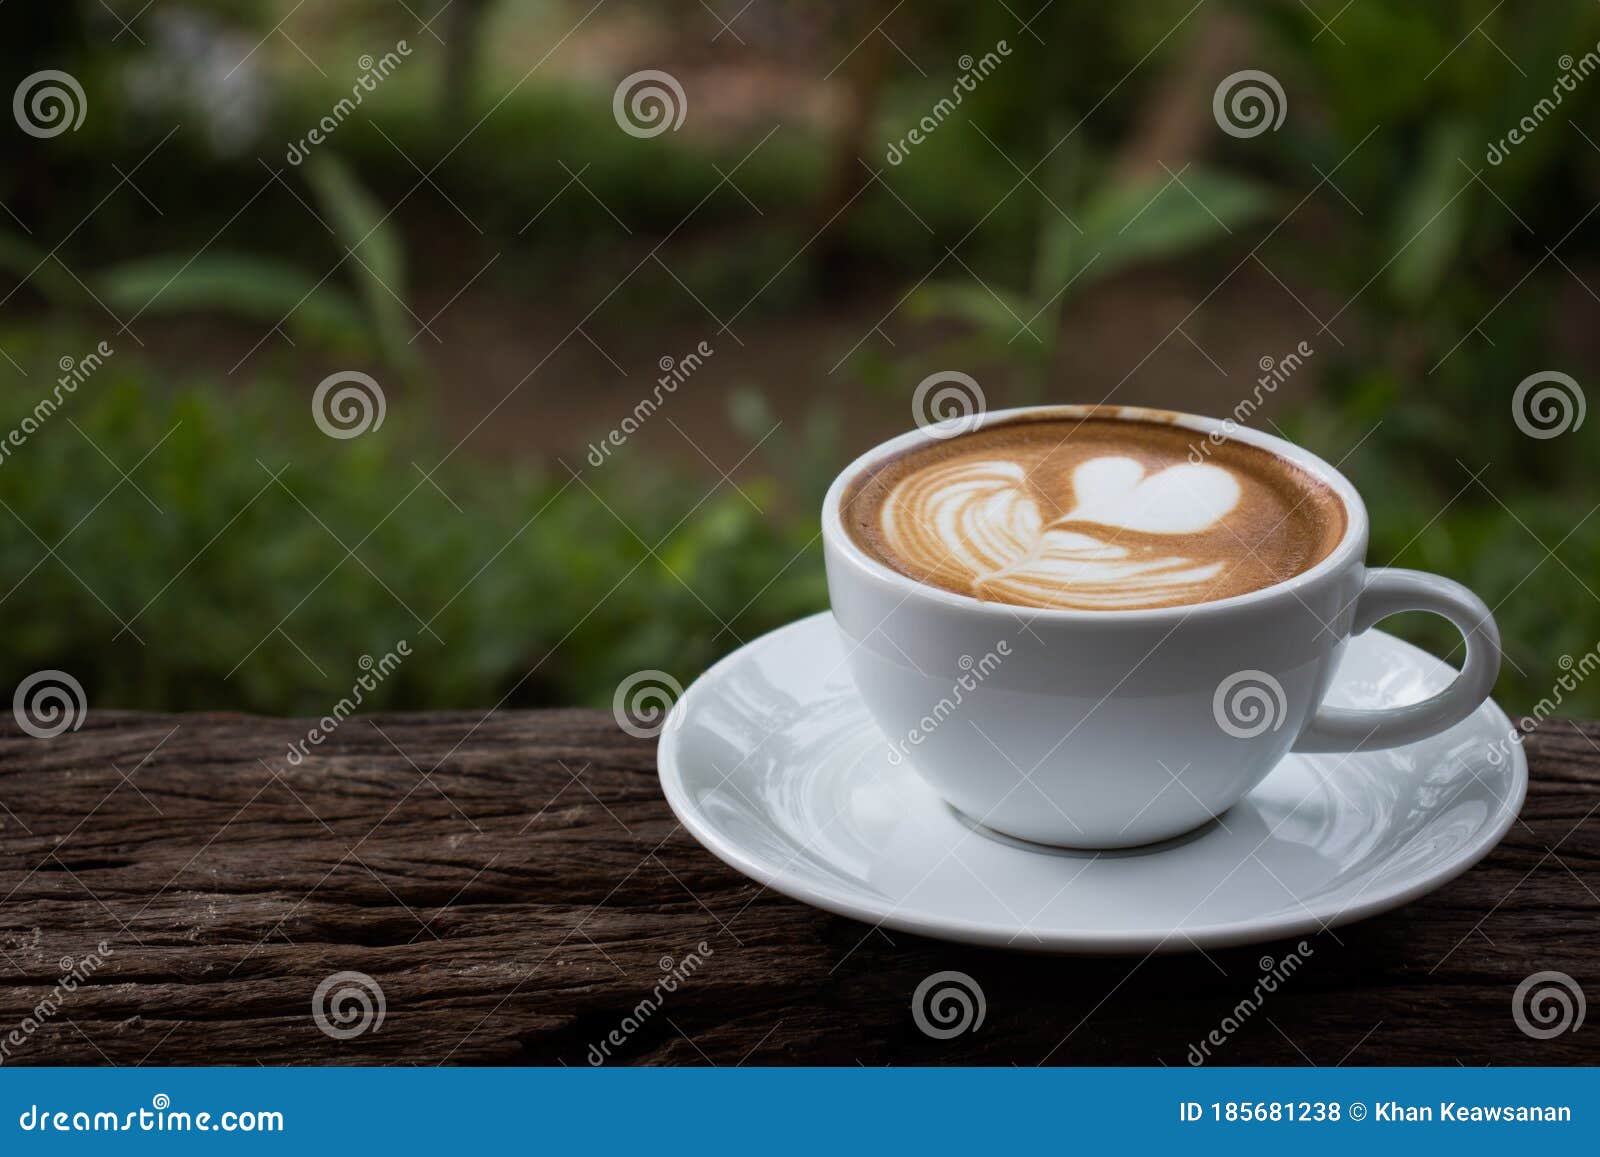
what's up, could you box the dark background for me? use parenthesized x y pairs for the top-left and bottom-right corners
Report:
(3, 0), (1598, 722)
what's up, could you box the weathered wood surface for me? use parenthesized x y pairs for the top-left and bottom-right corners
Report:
(0, 709), (1594, 1066)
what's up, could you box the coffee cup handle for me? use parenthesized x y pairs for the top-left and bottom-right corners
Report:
(1292, 567), (1502, 753)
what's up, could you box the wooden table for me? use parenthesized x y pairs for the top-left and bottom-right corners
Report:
(0, 709), (1593, 1066)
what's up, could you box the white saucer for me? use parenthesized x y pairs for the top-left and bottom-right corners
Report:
(657, 612), (1527, 954)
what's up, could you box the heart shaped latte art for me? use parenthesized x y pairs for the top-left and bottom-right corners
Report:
(879, 455), (1243, 610)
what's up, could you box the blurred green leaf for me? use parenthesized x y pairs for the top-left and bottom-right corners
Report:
(0, 228), (82, 305)
(1031, 205), (1081, 302)
(98, 252), (370, 348)
(907, 281), (1034, 338)
(1387, 121), (1474, 306)
(303, 152), (413, 366)
(907, 166), (1272, 394)
(1076, 167), (1275, 288)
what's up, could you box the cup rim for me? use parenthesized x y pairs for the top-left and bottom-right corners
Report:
(821, 403), (1370, 623)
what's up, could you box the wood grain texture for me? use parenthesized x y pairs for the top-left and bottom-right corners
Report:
(0, 709), (1594, 1066)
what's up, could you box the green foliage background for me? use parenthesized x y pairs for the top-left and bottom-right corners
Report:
(2, 0), (1598, 719)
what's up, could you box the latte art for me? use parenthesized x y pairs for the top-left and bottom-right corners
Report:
(843, 416), (1346, 611)
(883, 455), (1242, 609)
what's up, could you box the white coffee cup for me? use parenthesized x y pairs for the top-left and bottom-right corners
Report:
(821, 405), (1502, 849)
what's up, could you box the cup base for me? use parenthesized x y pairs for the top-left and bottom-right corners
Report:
(947, 803), (1223, 857)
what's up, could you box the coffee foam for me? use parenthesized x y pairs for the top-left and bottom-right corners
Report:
(842, 417), (1347, 611)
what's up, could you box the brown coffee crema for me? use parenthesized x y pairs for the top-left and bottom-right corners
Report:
(841, 417), (1347, 611)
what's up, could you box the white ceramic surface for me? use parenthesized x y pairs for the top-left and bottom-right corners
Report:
(656, 612), (1527, 954)
(822, 405), (1502, 847)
